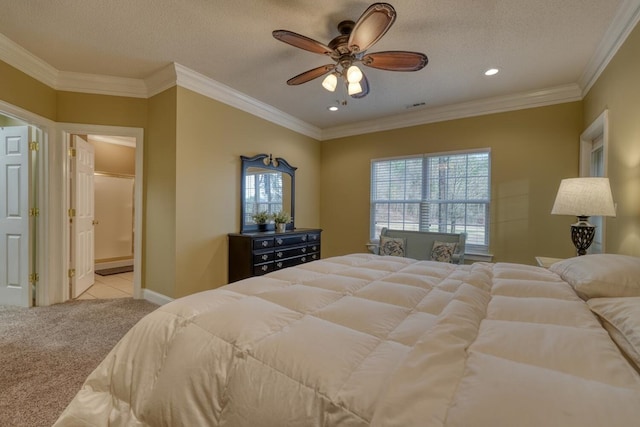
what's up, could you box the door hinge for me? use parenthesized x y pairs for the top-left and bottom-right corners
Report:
(68, 269), (76, 278)
(29, 141), (39, 151)
(68, 148), (76, 157)
(29, 273), (39, 284)
(68, 208), (76, 217)
(29, 208), (40, 217)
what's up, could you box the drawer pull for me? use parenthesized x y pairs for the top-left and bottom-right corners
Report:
(301, 257), (306, 262)
(277, 252), (283, 258)
(302, 247), (306, 253)
(262, 241), (269, 247)
(261, 265), (268, 271)
(262, 254), (268, 261)
(277, 262), (283, 268)
(310, 246), (317, 251)
(302, 236), (307, 241)
(276, 238), (283, 245)
(312, 254), (318, 260)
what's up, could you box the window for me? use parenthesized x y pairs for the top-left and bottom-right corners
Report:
(370, 150), (491, 252)
(244, 171), (283, 223)
(580, 110), (608, 254)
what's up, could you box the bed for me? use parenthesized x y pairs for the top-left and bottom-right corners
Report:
(54, 253), (640, 426)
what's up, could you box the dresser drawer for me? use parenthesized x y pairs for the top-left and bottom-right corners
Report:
(307, 232), (321, 243)
(274, 245), (308, 260)
(253, 237), (274, 250)
(307, 243), (320, 254)
(275, 255), (309, 270)
(275, 234), (307, 246)
(253, 250), (275, 264)
(253, 262), (274, 276)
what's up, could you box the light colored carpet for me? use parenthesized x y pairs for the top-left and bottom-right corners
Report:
(0, 298), (158, 427)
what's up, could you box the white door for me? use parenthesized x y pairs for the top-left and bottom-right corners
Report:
(0, 126), (31, 306)
(71, 135), (95, 298)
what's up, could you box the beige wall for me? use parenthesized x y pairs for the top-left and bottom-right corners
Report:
(57, 91), (148, 128)
(145, 88), (178, 298)
(91, 140), (135, 176)
(583, 21), (640, 256)
(173, 87), (321, 298)
(0, 61), (56, 120)
(321, 102), (583, 264)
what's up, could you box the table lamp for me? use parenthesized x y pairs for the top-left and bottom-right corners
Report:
(551, 177), (616, 256)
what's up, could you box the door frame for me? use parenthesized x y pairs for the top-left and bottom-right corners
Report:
(59, 123), (144, 301)
(0, 100), (51, 306)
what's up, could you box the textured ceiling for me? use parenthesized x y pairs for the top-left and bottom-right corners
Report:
(0, 0), (633, 130)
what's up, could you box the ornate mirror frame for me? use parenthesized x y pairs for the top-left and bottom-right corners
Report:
(240, 154), (296, 233)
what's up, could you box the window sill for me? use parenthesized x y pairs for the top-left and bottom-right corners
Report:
(465, 252), (494, 263)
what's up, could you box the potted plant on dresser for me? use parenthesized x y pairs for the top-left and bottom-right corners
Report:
(272, 211), (291, 233)
(252, 210), (270, 232)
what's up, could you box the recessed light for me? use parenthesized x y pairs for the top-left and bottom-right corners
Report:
(328, 106), (339, 112)
(484, 68), (499, 76)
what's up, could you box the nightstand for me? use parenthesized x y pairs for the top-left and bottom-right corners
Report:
(535, 256), (564, 269)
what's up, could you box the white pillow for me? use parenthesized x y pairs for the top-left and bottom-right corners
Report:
(588, 297), (640, 371)
(549, 254), (640, 300)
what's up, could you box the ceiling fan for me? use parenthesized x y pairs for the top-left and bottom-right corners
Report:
(272, 2), (428, 99)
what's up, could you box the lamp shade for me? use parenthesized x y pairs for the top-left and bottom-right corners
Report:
(322, 73), (337, 92)
(551, 177), (616, 217)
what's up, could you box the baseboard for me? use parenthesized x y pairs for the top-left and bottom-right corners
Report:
(142, 288), (174, 306)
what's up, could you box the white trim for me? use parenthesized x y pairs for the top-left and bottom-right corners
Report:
(142, 288), (173, 306)
(171, 64), (322, 140)
(580, 0), (640, 96)
(465, 252), (494, 263)
(579, 110), (609, 254)
(0, 33), (58, 88)
(322, 84), (582, 140)
(371, 147), (491, 163)
(144, 63), (179, 97)
(0, 101), (56, 307)
(58, 123), (144, 302)
(57, 71), (147, 98)
(580, 110), (609, 177)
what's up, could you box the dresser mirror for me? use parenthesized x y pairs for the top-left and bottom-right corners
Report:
(240, 154), (296, 232)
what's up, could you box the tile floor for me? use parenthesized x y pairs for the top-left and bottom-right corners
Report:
(75, 271), (134, 300)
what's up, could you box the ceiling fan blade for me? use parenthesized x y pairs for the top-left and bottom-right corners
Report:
(362, 51), (428, 71)
(350, 72), (370, 99)
(348, 3), (396, 53)
(286, 64), (336, 85)
(273, 30), (335, 56)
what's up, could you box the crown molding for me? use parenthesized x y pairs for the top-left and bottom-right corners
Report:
(144, 63), (179, 97)
(57, 71), (147, 98)
(580, 0), (640, 96)
(170, 63), (322, 140)
(0, 33), (58, 87)
(321, 84), (583, 140)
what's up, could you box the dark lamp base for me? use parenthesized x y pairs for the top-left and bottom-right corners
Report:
(570, 216), (596, 256)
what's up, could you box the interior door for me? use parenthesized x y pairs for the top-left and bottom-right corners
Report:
(71, 135), (95, 298)
(0, 126), (31, 306)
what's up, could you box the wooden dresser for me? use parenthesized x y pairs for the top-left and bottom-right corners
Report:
(228, 228), (322, 283)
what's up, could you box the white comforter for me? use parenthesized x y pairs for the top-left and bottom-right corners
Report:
(55, 254), (640, 426)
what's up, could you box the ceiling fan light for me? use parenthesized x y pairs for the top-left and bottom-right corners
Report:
(348, 81), (363, 95)
(322, 73), (338, 92)
(346, 65), (363, 83)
